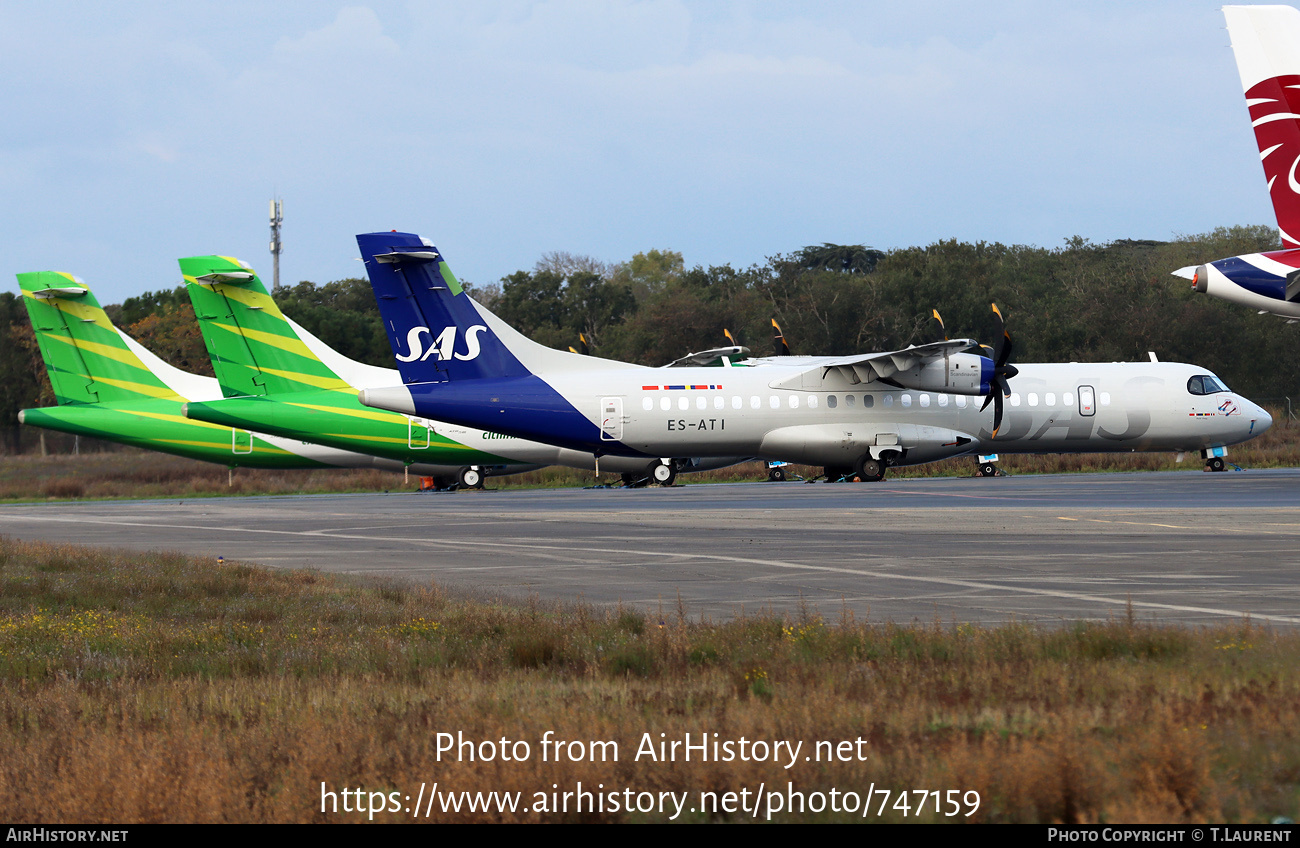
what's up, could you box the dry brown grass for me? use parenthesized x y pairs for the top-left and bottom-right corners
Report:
(0, 452), (409, 501)
(0, 538), (1296, 823)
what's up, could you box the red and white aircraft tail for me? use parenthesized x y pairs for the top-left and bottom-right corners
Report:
(1174, 6), (1300, 318)
(1225, 5), (1300, 248)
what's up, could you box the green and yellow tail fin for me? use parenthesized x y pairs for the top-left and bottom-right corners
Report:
(180, 255), (351, 398)
(17, 272), (185, 405)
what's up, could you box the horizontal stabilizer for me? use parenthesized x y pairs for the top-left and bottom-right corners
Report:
(194, 271), (254, 284)
(30, 286), (88, 299)
(374, 250), (440, 264)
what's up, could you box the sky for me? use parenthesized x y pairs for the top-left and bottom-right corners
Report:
(0, 0), (1277, 304)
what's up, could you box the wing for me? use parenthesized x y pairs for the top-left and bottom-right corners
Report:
(811, 338), (980, 385)
(664, 346), (751, 367)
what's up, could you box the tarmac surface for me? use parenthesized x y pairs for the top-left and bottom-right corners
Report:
(3, 469), (1299, 626)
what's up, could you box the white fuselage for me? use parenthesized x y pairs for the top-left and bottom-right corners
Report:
(538, 359), (1269, 467)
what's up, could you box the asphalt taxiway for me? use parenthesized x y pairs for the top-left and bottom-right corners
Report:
(3, 469), (1299, 626)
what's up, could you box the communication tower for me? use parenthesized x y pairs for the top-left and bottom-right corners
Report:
(269, 198), (283, 291)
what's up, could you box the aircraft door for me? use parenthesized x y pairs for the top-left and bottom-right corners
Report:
(1078, 386), (1096, 417)
(232, 428), (253, 454)
(408, 416), (431, 449)
(600, 397), (624, 441)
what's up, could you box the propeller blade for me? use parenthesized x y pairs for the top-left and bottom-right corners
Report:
(979, 303), (1015, 438)
(772, 318), (791, 356)
(724, 328), (737, 347)
(932, 309), (947, 341)
(988, 303), (1015, 368)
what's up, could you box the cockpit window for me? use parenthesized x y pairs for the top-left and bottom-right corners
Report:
(1187, 375), (1229, 396)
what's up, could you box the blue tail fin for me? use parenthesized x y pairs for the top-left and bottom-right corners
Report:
(356, 231), (647, 455)
(356, 232), (533, 383)
(358, 231), (633, 384)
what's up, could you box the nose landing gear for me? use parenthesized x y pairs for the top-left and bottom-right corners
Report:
(1202, 448), (1231, 472)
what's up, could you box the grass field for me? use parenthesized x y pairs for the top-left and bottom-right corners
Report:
(3, 411), (1296, 822)
(0, 537), (1296, 823)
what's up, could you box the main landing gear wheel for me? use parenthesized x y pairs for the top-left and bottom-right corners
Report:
(650, 461), (677, 486)
(1207, 457), (1227, 473)
(856, 456), (886, 482)
(458, 466), (484, 489)
(978, 462), (997, 478)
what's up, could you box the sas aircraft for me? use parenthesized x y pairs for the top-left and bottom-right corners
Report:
(354, 232), (1271, 480)
(15, 271), (425, 472)
(1174, 5), (1300, 318)
(178, 255), (742, 487)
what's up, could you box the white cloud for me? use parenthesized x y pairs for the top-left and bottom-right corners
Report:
(272, 5), (400, 61)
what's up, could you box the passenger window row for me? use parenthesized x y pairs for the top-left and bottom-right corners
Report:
(638, 389), (1115, 413)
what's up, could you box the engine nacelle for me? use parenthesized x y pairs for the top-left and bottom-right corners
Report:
(890, 352), (991, 396)
(1191, 265), (1208, 293)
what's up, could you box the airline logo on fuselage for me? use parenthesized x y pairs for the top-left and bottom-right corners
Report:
(395, 325), (487, 362)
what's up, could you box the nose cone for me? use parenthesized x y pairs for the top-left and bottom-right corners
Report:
(1251, 403), (1273, 437)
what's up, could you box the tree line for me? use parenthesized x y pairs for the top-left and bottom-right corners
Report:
(2, 226), (1295, 454)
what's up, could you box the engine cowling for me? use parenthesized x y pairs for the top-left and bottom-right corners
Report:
(889, 352), (991, 396)
(1191, 265), (1208, 293)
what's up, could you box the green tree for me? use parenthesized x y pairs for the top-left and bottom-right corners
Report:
(610, 249), (684, 301)
(126, 303), (214, 377)
(115, 287), (191, 327)
(563, 271), (635, 350)
(0, 293), (41, 453)
(794, 243), (886, 275)
(497, 270), (570, 349)
(275, 278), (394, 368)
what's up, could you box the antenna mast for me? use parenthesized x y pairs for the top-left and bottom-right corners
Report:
(269, 198), (283, 292)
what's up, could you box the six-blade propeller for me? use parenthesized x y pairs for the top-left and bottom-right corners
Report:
(978, 303), (1019, 438)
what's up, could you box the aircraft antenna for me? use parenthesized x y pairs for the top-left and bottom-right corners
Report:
(269, 198), (284, 292)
